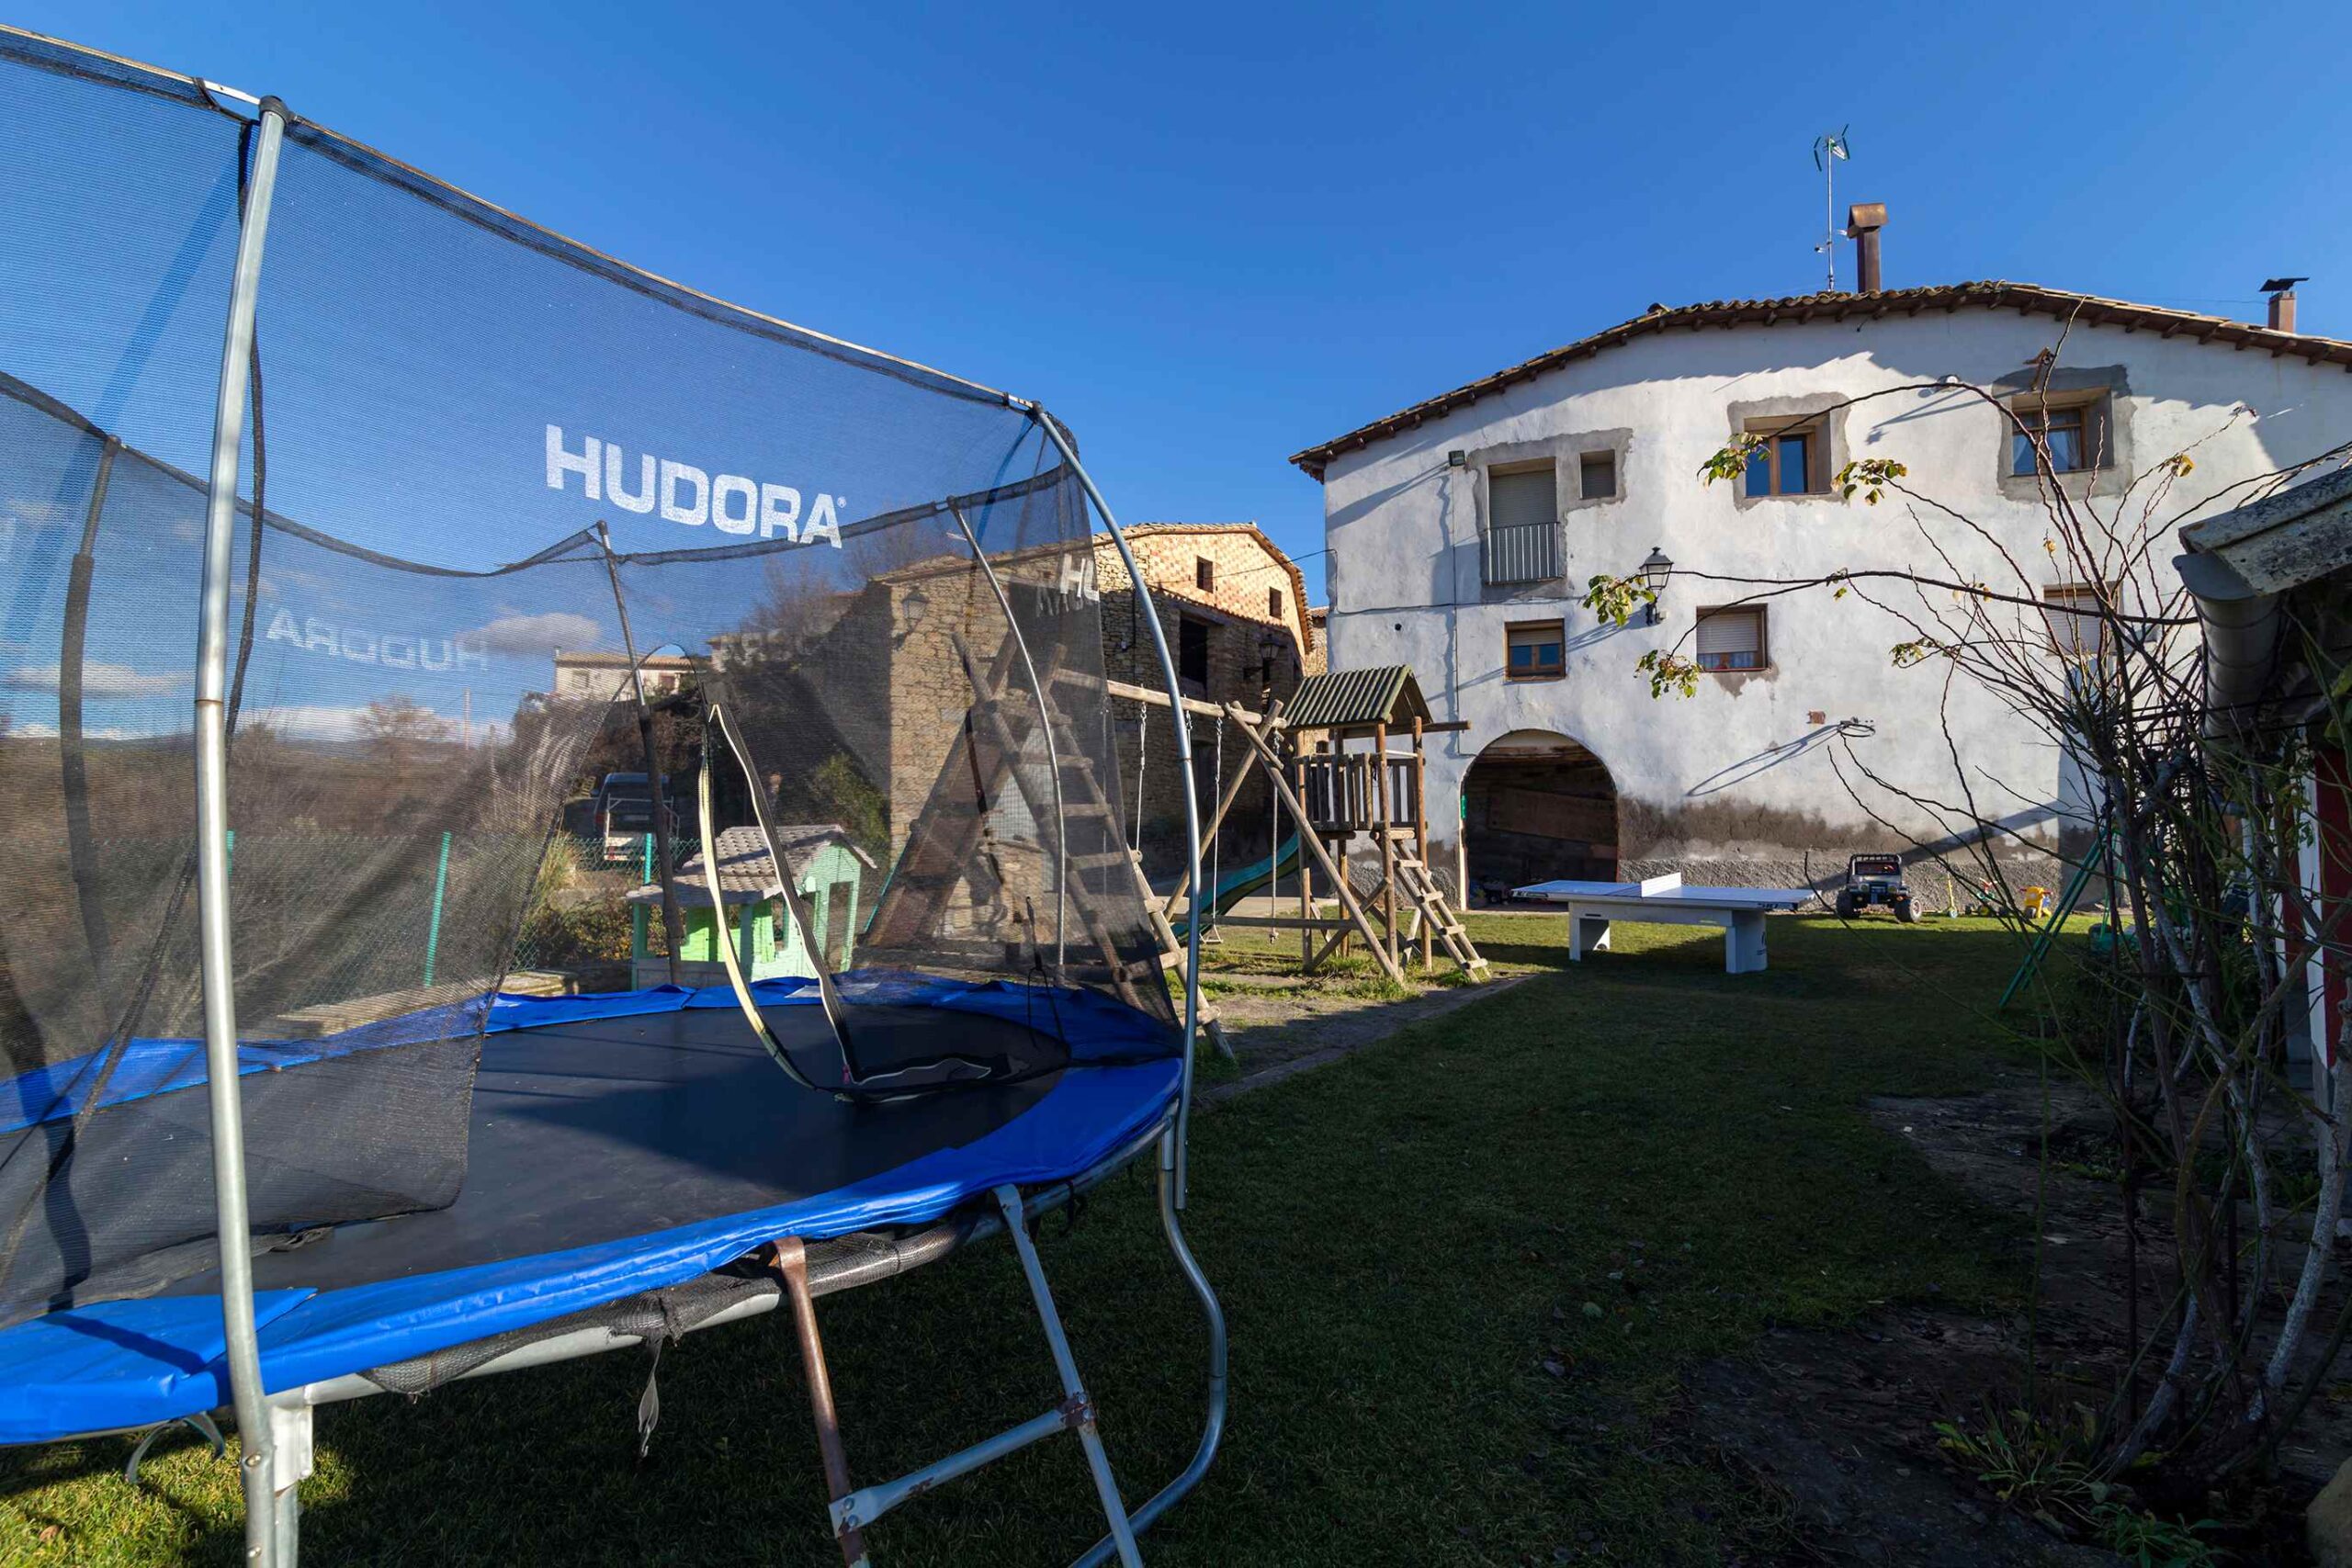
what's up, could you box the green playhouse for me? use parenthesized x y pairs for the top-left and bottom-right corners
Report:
(627, 824), (876, 988)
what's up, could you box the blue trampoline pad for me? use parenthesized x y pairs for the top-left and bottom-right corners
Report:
(0, 977), (1180, 1442)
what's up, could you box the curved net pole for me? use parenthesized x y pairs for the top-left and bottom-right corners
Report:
(193, 96), (288, 1567)
(1020, 405), (1203, 1195)
(1023, 404), (1226, 1567)
(703, 699), (865, 1083)
(691, 748), (831, 1096)
(945, 502), (1068, 978)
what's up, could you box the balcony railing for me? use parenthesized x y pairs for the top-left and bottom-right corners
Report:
(1299, 752), (1419, 832)
(1481, 521), (1559, 586)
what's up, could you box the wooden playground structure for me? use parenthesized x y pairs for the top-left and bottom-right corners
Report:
(865, 613), (1486, 1064)
(1120, 665), (1487, 993)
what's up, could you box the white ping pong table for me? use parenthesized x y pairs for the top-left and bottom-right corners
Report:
(1511, 873), (1812, 974)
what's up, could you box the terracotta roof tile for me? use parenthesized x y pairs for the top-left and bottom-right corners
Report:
(1289, 281), (2352, 479)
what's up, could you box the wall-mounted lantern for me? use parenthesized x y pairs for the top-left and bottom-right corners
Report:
(1637, 546), (1673, 626)
(1256, 627), (1289, 688)
(895, 582), (932, 644)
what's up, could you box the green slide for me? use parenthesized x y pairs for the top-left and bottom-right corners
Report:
(1182, 834), (1303, 936)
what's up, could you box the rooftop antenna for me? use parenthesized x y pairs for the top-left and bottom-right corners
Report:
(1812, 127), (1851, 290)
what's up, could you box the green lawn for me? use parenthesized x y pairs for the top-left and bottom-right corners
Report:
(0, 916), (2053, 1565)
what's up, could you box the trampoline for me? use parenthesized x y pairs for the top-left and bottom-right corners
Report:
(0, 976), (1182, 1437)
(0, 25), (1224, 1568)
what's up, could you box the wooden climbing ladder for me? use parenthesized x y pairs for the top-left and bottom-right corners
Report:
(864, 620), (1231, 1053)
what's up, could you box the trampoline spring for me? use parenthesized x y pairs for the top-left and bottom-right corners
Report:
(122, 1411), (226, 1486)
(634, 1338), (664, 1462)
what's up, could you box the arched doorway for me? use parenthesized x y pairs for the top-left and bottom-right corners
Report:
(1463, 729), (1619, 901)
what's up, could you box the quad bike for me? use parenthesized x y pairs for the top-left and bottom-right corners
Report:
(1835, 853), (1919, 922)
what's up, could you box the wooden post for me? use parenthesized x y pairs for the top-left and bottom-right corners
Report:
(1374, 721), (1396, 971)
(1224, 704), (1405, 986)
(1294, 737), (1312, 969)
(1413, 716), (1431, 973)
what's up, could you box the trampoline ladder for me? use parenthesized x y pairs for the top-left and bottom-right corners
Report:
(775, 1187), (1147, 1568)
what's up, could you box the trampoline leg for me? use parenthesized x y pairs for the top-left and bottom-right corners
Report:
(265, 1395), (312, 1568)
(768, 1240), (872, 1568)
(993, 1185), (1144, 1568)
(1071, 1140), (1228, 1568)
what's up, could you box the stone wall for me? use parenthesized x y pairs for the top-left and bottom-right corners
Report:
(1094, 529), (1311, 881)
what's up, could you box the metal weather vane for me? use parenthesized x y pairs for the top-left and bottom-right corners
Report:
(1812, 127), (1851, 290)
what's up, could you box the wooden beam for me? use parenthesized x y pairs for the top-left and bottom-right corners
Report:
(1204, 915), (1354, 931)
(1101, 675), (1263, 726)
(1287, 718), (1471, 739)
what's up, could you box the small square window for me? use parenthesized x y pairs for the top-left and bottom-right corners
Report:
(2012, 399), (2103, 476)
(1695, 606), (1767, 671)
(1742, 422), (1822, 497)
(1506, 620), (1565, 680)
(1195, 557), (1216, 592)
(1179, 616), (1210, 686)
(1268, 586), (1283, 619)
(1579, 450), (1616, 501)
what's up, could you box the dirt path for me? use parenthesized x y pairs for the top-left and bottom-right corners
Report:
(1198, 973), (1532, 1105)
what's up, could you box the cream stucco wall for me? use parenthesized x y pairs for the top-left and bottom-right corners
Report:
(1317, 309), (2352, 886)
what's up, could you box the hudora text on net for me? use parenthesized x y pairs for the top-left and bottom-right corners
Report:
(544, 424), (846, 546)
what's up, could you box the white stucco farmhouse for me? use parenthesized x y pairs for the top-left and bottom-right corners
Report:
(1291, 267), (2352, 901)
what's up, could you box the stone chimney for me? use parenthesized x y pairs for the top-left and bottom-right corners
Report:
(1846, 203), (1886, 294)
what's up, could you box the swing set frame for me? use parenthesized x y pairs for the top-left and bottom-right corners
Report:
(1106, 672), (1488, 985)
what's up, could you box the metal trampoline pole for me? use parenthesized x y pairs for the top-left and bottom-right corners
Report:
(194, 96), (289, 1568)
(1022, 404), (1204, 1205)
(993, 1187), (1142, 1568)
(1071, 1146), (1229, 1568)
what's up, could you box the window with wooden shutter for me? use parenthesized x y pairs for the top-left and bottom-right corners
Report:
(1489, 466), (1557, 530)
(1695, 607), (1765, 671)
(1485, 464), (1560, 584)
(1506, 619), (1566, 680)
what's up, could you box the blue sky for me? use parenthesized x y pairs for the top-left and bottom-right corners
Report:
(18, 0), (2352, 604)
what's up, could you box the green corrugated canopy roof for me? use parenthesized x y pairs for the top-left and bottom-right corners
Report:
(1283, 665), (1430, 731)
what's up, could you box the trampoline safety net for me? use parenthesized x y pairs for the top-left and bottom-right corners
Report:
(0, 32), (1176, 1328)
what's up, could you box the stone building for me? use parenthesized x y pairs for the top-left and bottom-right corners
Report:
(587, 518), (1313, 962)
(550, 649), (697, 704)
(1093, 525), (1315, 878)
